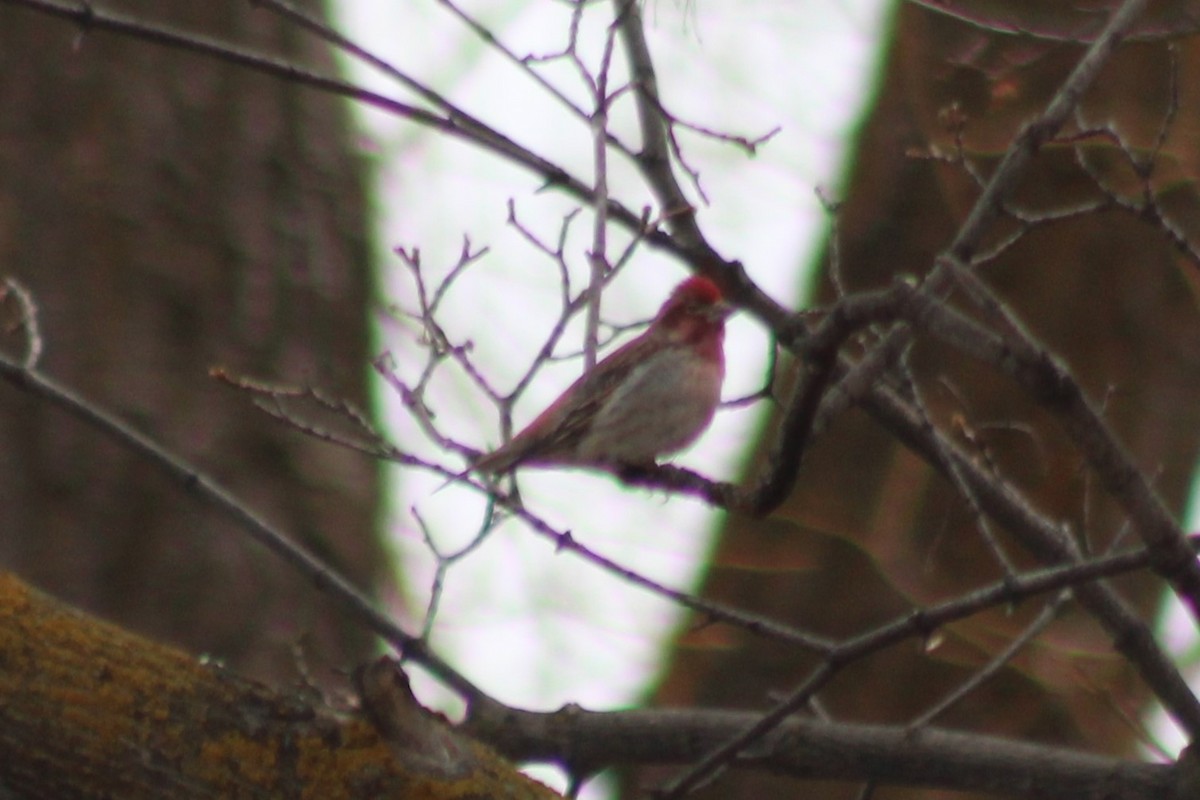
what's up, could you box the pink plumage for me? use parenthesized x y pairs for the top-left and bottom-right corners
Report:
(473, 276), (730, 473)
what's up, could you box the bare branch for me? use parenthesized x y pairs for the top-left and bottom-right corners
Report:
(469, 703), (1179, 799)
(0, 350), (482, 703)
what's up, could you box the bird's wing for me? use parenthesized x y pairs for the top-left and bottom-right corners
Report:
(476, 334), (656, 469)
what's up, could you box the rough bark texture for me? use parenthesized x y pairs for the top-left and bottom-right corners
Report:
(0, 572), (559, 799)
(639, 4), (1200, 799)
(0, 0), (384, 686)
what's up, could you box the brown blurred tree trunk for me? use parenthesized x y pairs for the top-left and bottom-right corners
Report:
(639, 4), (1200, 799)
(0, 0), (384, 686)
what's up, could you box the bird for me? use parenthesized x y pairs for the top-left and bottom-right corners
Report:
(473, 275), (730, 474)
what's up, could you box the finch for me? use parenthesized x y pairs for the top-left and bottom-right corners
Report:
(473, 276), (730, 473)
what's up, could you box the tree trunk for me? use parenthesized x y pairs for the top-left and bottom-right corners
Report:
(639, 4), (1200, 798)
(0, 0), (384, 687)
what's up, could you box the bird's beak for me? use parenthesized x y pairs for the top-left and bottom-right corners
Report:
(708, 300), (734, 322)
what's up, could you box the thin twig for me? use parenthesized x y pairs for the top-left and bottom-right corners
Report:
(907, 591), (1071, 729)
(1, 276), (43, 368)
(0, 351), (484, 704)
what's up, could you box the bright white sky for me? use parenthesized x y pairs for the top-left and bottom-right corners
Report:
(326, 0), (1195, 794)
(333, 0), (888, 682)
(326, 0), (889, 793)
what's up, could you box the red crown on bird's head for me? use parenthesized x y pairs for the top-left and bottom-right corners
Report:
(671, 276), (722, 305)
(657, 276), (730, 324)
